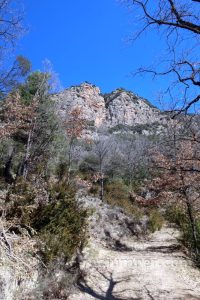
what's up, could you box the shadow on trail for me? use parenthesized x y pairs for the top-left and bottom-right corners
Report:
(77, 269), (141, 300)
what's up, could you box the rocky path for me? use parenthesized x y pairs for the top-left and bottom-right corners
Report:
(69, 226), (200, 300)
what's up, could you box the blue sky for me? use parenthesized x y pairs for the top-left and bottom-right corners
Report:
(17, 0), (167, 105)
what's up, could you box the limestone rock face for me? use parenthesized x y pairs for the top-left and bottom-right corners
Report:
(53, 83), (106, 128)
(105, 89), (160, 126)
(53, 83), (163, 129)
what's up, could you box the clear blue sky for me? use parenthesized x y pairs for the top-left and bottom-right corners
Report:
(17, 0), (166, 105)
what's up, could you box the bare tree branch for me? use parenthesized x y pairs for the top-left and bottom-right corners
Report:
(125, 0), (200, 112)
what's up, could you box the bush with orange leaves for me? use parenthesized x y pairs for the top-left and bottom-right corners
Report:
(0, 92), (37, 139)
(148, 122), (200, 260)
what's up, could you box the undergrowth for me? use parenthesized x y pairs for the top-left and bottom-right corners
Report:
(147, 209), (164, 233)
(165, 204), (200, 264)
(104, 180), (143, 219)
(5, 179), (88, 265)
(32, 182), (88, 263)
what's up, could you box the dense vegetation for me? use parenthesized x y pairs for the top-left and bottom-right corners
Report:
(0, 71), (88, 267)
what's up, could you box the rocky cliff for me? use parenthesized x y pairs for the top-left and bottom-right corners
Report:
(53, 82), (165, 129)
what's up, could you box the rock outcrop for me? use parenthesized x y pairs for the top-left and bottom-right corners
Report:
(53, 83), (106, 128)
(53, 83), (166, 130)
(104, 88), (160, 126)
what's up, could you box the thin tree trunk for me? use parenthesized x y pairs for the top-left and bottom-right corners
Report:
(22, 129), (32, 179)
(20, 77), (45, 180)
(129, 173), (133, 192)
(182, 185), (199, 255)
(99, 159), (104, 201)
(21, 118), (37, 180)
(67, 140), (73, 184)
(185, 193), (199, 255)
(4, 147), (14, 183)
(100, 173), (104, 201)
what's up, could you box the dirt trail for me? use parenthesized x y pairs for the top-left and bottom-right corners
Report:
(69, 226), (200, 300)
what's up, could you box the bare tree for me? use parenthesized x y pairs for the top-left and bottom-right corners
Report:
(0, 55), (31, 97)
(124, 0), (200, 113)
(93, 137), (111, 201)
(121, 1), (200, 256)
(150, 118), (200, 256)
(0, 0), (29, 97)
(121, 135), (150, 191)
(0, 0), (24, 46)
